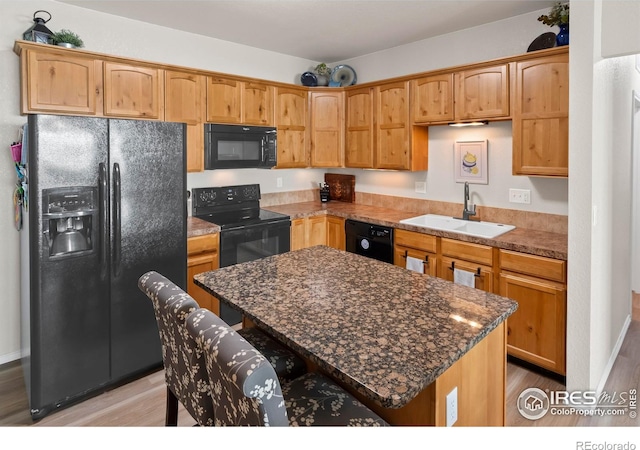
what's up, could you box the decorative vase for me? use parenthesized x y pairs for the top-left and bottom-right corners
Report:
(316, 74), (329, 86)
(556, 23), (569, 46)
(57, 42), (76, 48)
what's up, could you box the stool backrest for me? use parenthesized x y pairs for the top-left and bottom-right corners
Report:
(186, 308), (289, 426)
(138, 271), (214, 426)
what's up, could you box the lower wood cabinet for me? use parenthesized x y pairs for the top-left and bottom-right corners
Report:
(187, 233), (220, 315)
(393, 229), (437, 276)
(439, 238), (494, 293)
(499, 249), (567, 375)
(291, 215), (345, 251)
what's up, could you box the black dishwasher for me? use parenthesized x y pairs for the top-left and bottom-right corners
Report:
(345, 219), (394, 263)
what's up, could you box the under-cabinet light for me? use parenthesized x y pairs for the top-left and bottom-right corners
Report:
(448, 121), (489, 127)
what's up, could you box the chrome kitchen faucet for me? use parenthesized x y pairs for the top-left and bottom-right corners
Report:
(461, 182), (476, 221)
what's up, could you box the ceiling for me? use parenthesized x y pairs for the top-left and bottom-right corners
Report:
(58, 0), (556, 62)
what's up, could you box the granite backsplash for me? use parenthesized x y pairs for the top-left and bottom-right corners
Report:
(261, 189), (568, 235)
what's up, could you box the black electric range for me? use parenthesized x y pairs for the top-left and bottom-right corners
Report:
(191, 184), (291, 325)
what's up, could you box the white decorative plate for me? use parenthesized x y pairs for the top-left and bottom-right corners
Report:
(330, 65), (357, 87)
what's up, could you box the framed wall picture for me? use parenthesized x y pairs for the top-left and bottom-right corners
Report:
(454, 140), (488, 184)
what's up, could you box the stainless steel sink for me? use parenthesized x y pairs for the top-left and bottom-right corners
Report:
(399, 214), (515, 238)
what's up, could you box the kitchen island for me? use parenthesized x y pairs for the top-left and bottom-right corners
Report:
(194, 245), (518, 426)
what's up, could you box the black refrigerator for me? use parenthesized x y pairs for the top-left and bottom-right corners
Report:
(20, 114), (187, 420)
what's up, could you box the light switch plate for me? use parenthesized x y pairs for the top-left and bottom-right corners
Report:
(415, 181), (427, 194)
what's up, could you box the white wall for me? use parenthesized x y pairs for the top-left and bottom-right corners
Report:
(567, 0), (637, 391)
(329, 121), (568, 214)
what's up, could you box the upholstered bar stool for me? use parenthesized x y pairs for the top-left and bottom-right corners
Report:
(186, 307), (389, 426)
(138, 271), (307, 426)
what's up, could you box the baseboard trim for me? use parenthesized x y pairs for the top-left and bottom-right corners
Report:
(595, 314), (631, 396)
(0, 351), (21, 366)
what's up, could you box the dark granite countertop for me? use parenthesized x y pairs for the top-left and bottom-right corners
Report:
(194, 245), (518, 409)
(264, 201), (568, 260)
(187, 200), (568, 260)
(187, 216), (220, 238)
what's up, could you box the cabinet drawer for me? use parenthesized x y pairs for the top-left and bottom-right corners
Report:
(499, 249), (565, 283)
(395, 229), (437, 253)
(441, 238), (492, 266)
(187, 233), (219, 256)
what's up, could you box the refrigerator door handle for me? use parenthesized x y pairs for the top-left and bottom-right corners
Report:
(113, 163), (122, 278)
(99, 163), (109, 278)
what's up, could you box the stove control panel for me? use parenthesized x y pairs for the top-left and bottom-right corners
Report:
(192, 184), (261, 208)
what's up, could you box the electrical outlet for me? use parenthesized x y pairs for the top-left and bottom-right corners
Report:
(415, 181), (427, 194)
(276, 177), (283, 188)
(446, 387), (458, 427)
(509, 188), (531, 204)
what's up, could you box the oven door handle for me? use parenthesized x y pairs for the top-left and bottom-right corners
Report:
(222, 219), (290, 233)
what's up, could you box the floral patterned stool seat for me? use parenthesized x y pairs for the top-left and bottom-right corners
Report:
(138, 271), (307, 426)
(186, 307), (389, 427)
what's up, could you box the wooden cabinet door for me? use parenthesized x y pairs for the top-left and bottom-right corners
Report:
(454, 64), (509, 120)
(513, 52), (569, 177)
(165, 70), (205, 172)
(103, 62), (163, 119)
(310, 91), (344, 167)
(500, 272), (566, 375)
(394, 246), (437, 277)
(307, 216), (327, 246)
(187, 234), (220, 315)
(375, 81), (410, 170)
(187, 253), (220, 315)
(411, 73), (454, 123)
(275, 87), (308, 168)
(242, 81), (274, 126)
(326, 216), (345, 250)
(206, 76), (242, 123)
(345, 87), (374, 168)
(290, 218), (307, 250)
(25, 49), (102, 115)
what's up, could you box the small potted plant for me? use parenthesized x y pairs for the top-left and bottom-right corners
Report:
(538, 2), (569, 46)
(314, 63), (332, 86)
(52, 29), (84, 48)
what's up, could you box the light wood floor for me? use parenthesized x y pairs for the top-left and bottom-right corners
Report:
(1, 321), (638, 427)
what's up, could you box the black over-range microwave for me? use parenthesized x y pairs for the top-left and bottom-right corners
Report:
(204, 123), (277, 169)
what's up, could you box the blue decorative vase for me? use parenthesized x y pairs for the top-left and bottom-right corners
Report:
(556, 23), (569, 46)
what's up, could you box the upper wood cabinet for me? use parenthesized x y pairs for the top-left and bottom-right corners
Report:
(22, 48), (103, 115)
(165, 70), (205, 172)
(103, 62), (164, 119)
(345, 87), (375, 168)
(375, 81), (428, 171)
(309, 90), (344, 167)
(411, 73), (454, 123)
(512, 52), (569, 177)
(454, 64), (510, 121)
(206, 76), (274, 126)
(275, 86), (309, 168)
(205, 76), (241, 123)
